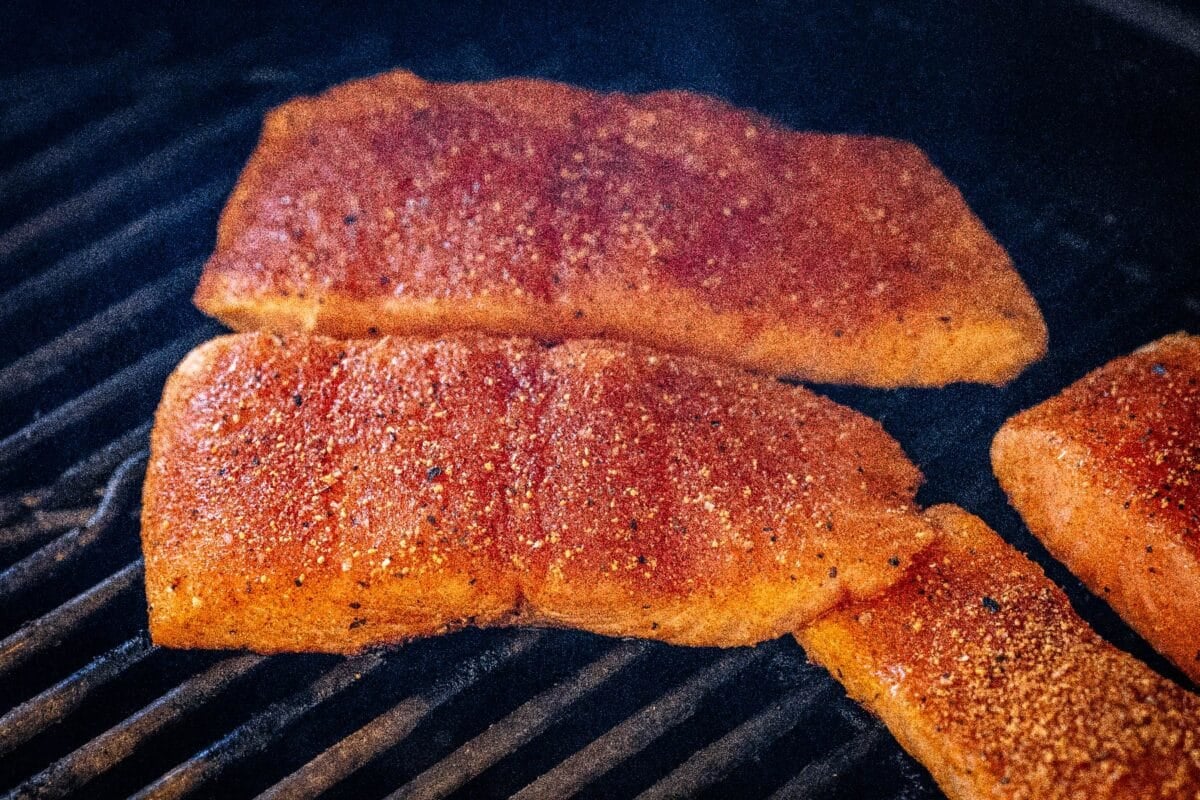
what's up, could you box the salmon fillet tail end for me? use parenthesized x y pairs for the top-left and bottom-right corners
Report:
(796, 504), (1200, 800)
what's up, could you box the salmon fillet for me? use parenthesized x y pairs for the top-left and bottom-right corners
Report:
(992, 333), (1200, 684)
(193, 69), (1046, 387)
(143, 335), (1200, 798)
(142, 333), (929, 652)
(797, 505), (1200, 800)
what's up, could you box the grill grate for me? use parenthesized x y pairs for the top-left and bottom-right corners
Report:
(1, 2), (1196, 798)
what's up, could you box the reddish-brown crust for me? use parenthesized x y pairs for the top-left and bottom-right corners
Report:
(992, 332), (1200, 683)
(193, 69), (1046, 387)
(142, 333), (929, 652)
(797, 505), (1200, 800)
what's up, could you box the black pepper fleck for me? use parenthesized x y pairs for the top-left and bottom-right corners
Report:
(426, 466), (444, 480)
(292, 394), (304, 407)
(982, 596), (1001, 613)
(888, 555), (900, 567)
(828, 566), (838, 578)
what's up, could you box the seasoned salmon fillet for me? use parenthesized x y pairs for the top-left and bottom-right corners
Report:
(193, 70), (1046, 387)
(143, 336), (1200, 799)
(992, 333), (1200, 683)
(798, 505), (1200, 800)
(142, 333), (929, 652)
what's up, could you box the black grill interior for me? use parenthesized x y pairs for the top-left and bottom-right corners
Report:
(1, 2), (1197, 798)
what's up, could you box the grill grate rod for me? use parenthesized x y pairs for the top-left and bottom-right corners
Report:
(0, 264), (198, 404)
(512, 647), (766, 800)
(260, 630), (546, 800)
(0, 38), (167, 102)
(0, 105), (260, 265)
(6, 652), (266, 800)
(635, 676), (836, 800)
(881, 746), (938, 800)
(0, 86), (191, 206)
(0, 632), (155, 758)
(0, 560), (143, 680)
(0, 507), (95, 552)
(131, 654), (389, 800)
(7, 422), (152, 523)
(767, 726), (887, 800)
(0, 329), (213, 476)
(386, 639), (650, 800)
(0, 181), (226, 329)
(0, 453), (146, 601)
(0, 35), (171, 144)
(0, 35), (288, 200)
(0, 38), (392, 269)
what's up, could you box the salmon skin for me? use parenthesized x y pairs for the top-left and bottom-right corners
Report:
(993, 333), (1200, 684)
(143, 333), (930, 652)
(194, 69), (1046, 387)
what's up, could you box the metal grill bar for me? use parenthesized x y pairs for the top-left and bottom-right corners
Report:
(0, 454), (145, 601)
(0, 330), (211, 476)
(6, 424), (153, 525)
(0, 105), (260, 264)
(0, 92), (186, 201)
(0, 37), (391, 271)
(7, 653), (266, 800)
(0, 633), (155, 758)
(511, 648), (765, 800)
(41, 424), (154, 506)
(0, 39), (162, 102)
(635, 679), (835, 800)
(0, 508), (95, 552)
(767, 727), (886, 800)
(387, 639), (650, 800)
(0, 561), (143, 680)
(0, 36), (286, 199)
(0, 36), (170, 144)
(260, 630), (546, 800)
(0, 265), (198, 404)
(0, 182), (225, 329)
(132, 654), (389, 800)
